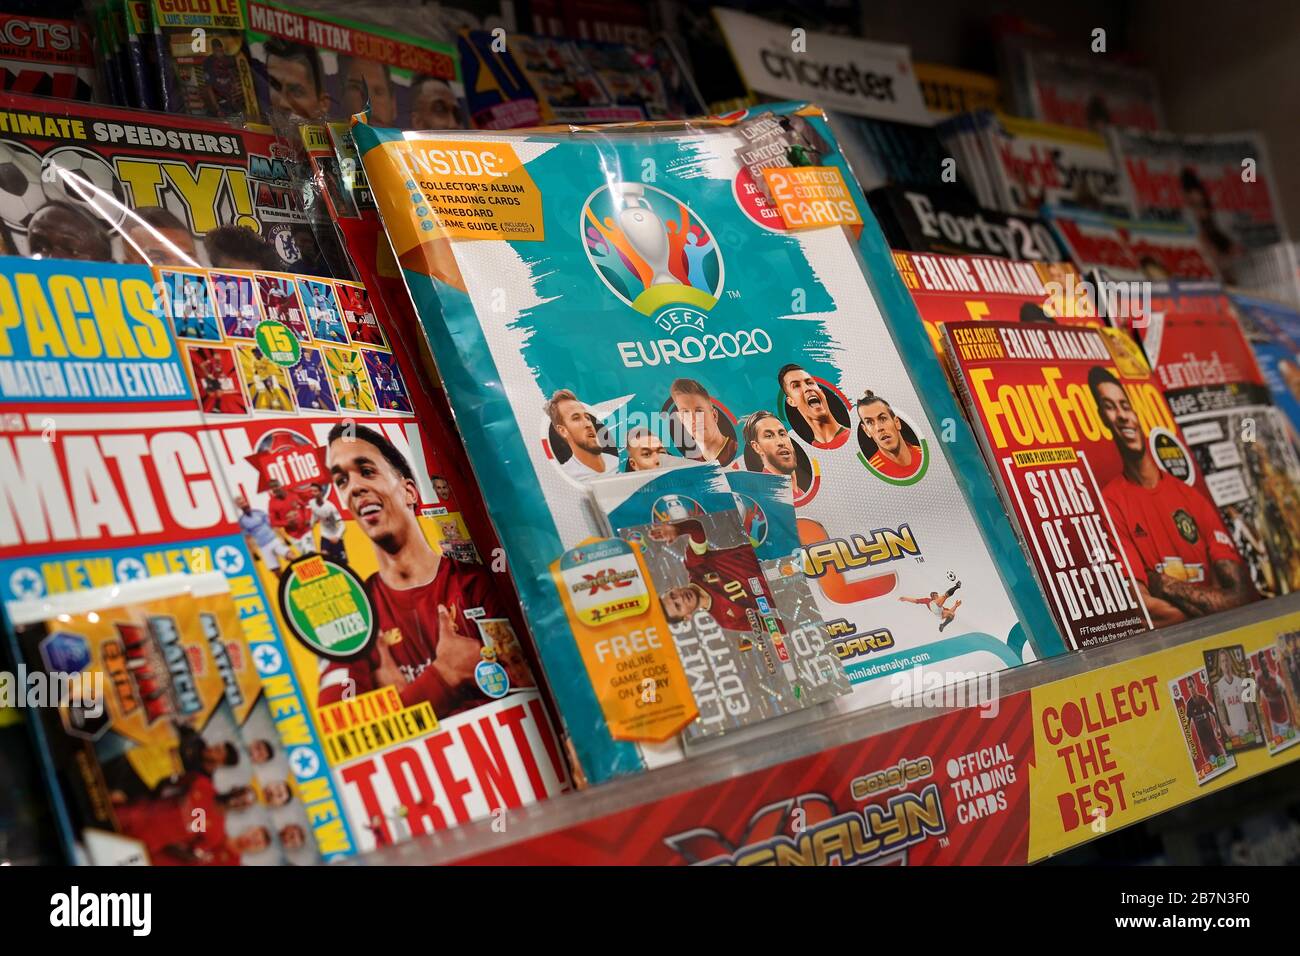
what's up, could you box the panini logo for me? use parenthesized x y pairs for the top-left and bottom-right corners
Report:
(802, 525), (920, 578)
(573, 567), (637, 596)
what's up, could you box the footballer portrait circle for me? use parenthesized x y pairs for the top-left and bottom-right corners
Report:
(851, 389), (929, 485)
(544, 392), (621, 481)
(775, 365), (853, 451)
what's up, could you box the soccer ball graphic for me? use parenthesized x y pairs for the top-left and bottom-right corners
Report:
(651, 494), (704, 524)
(40, 146), (128, 228)
(0, 140), (46, 233)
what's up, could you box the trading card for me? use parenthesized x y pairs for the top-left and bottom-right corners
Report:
(325, 347), (376, 413)
(591, 464), (811, 742)
(288, 347), (337, 412)
(236, 342), (296, 413)
(1278, 631), (1300, 717)
(211, 271), (260, 339)
(1204, 644), (1266, 751)
(298, 278), (348, 344)
(1168, 667), (1236, 784)
(363, 350), (412, 413)
(256, 273), (310, 339)
(187, 345), (248, 416)
(1247, 645), (1300, 755)
(160, 268), (221, 341)
(337, 282), (387, 347)
(724, 469), (850, 706)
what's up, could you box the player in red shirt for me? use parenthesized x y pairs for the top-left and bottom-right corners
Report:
(319, 423), (495, 717)
(1089, 366), (1254, 626)
(1258, 658), (1294, 737)
(650, 519), (781, 650)
(341, 286), (385, 345)
(114, 773), (271, 865)
(1184, 691), (1225, 763)
(267, 478), (314, 556)
(192, 348), (245, 414)
(856, 390), (922, 480)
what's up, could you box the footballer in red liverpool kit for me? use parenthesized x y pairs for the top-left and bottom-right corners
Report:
(652, 519), (777, 646)
(190, 347), (246, 415)
(1089, 366), (1255, 625)
(320, 423), (510, 717)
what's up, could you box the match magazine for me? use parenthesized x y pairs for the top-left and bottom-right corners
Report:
(943, 319), (1256, 648)
(245, 1), (467, 128)
(1108, 129), (1289, 275)
(0, 12), (96, 103)
(1118, 282), (1300, 599)
(353, 101), (1064, 784)
(0, 255), (567, 859)
(0, 90), (331, 274)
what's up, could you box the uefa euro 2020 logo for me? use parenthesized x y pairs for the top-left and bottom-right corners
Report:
(581, 182), (723, 331)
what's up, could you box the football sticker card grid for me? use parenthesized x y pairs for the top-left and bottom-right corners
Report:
(1169, 666), (1237, 785)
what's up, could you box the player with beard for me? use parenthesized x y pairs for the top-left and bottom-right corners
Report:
(743, 411), (803, 497)
(546, 388), (618, 479)
(1089, 366), (1253, 625)
(779, 365), (847, 446)
(318, 423), (495, 716)
(856, 391), (922, 479)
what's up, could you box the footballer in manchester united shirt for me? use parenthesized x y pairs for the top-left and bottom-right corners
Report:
(1089, 366), (1256, 626)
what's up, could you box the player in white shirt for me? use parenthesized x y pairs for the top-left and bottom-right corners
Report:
(311, 485), (348, 565)
(546, 388), (618, 481)
(1213, 649), (1254, 740)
